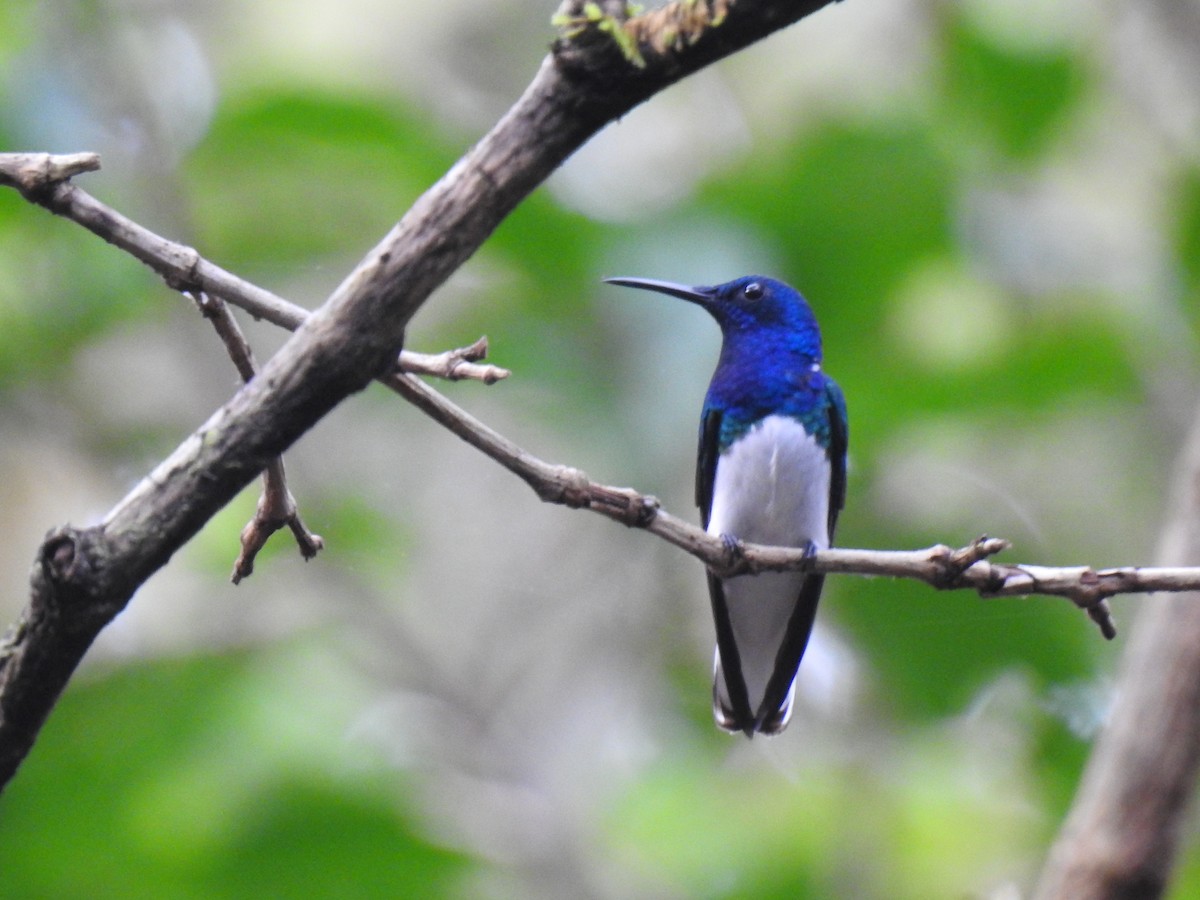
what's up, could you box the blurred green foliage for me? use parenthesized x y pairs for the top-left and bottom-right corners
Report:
(1176, 170), (1200, 331)
(0, 2), (1196, 899)
(0, 653), (467, 899)
(940, 16), (1086, 160)
(187, 92), (456, 271)
(0, 192), (154, 385)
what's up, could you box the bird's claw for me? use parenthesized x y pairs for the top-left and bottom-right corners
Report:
(800, 539), (819, 571)
(716, 533), (752, 577)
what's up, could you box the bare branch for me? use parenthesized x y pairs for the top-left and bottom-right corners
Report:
(398, 337), (510, 384)
(13, 148), (1135, 629)
(0, 151), (100, 194)
(192, 291), (258, 382)
(191, 292), (324, 580)
(0, 152), (509, 386)
(100, 277), (1143, 638)
(395, 372), (1200, 640)
(231, 458), (324, 584)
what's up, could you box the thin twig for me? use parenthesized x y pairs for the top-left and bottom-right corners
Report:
(398, 336), (508, 384)
(231, 458), (324, 583)
(192, 292), (258, 381)
(0, 152), (510, 386)
(191, 292), (324, 580)
(0, 151), (100, 194)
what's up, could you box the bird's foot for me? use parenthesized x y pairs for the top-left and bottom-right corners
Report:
(715, 533), (752, 578)
(801, 539), (818, 572)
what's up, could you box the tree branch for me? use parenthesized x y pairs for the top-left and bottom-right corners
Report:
(0, 0), (843, 791)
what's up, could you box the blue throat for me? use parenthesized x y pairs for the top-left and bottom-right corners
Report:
(704, 296), (828, 453)
(704, 362), (833, 454)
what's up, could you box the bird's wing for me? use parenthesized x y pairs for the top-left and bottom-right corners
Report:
(754, 381), (848, 732)
(825, 379), (849, 535)
(707, 571), (755, 733)
(697, 407), (755, 732)
(696, 406), (722, 529)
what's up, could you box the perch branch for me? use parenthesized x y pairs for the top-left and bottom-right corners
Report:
(396, 372), (1200, 640)
(5, 157), (1183, 638)
(23, 182), (1130, 630)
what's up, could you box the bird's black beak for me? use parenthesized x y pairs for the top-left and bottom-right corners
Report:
(604, 277), (715, 305)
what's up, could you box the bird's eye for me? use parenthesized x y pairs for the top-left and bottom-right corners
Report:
(743, 282), (763, 301)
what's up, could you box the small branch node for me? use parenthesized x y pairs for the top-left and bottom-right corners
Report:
(164, 245), (204, 295)
(231, 481), (325, 584)
(42, 533), (79, 581)
(1062, 569), (1119, 639)
(929, 535), (1010, 588)
(958, 534), (1002, 563)
(0, 151), (101, 197)
(628, 492), (661, 527)
(288, 517), (326, 561)
(590, 485), (660, 526)
(397, 337), (512, 384)
(461, 335), (490, 363)
(540, 464), (593, 507)
(191, 290), (219, 317)
(926, 543), (962, 587)
(1086, 600), (1118, 640)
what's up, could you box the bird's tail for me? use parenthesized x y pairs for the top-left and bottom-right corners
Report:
(712, 573), (824, 737)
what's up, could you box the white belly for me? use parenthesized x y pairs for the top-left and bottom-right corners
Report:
(706, 415), (831, 714)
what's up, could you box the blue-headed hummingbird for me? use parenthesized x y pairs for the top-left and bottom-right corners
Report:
(607, 275), (848, 736)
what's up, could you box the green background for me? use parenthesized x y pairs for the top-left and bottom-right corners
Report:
(1, 1), (1196, 897)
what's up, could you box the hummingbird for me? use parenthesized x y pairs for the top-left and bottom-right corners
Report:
(606, 275), (847, 736)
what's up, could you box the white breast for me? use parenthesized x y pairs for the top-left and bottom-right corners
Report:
(706, 415), (831, 550)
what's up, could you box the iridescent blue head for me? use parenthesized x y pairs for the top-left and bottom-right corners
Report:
(604, 275), (823, 364)
(606, 274), (832, 449)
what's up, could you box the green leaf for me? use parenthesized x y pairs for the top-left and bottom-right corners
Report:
(940, 15), (1087, 160)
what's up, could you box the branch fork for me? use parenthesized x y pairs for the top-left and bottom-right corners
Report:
(0, 151), (100, 198)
